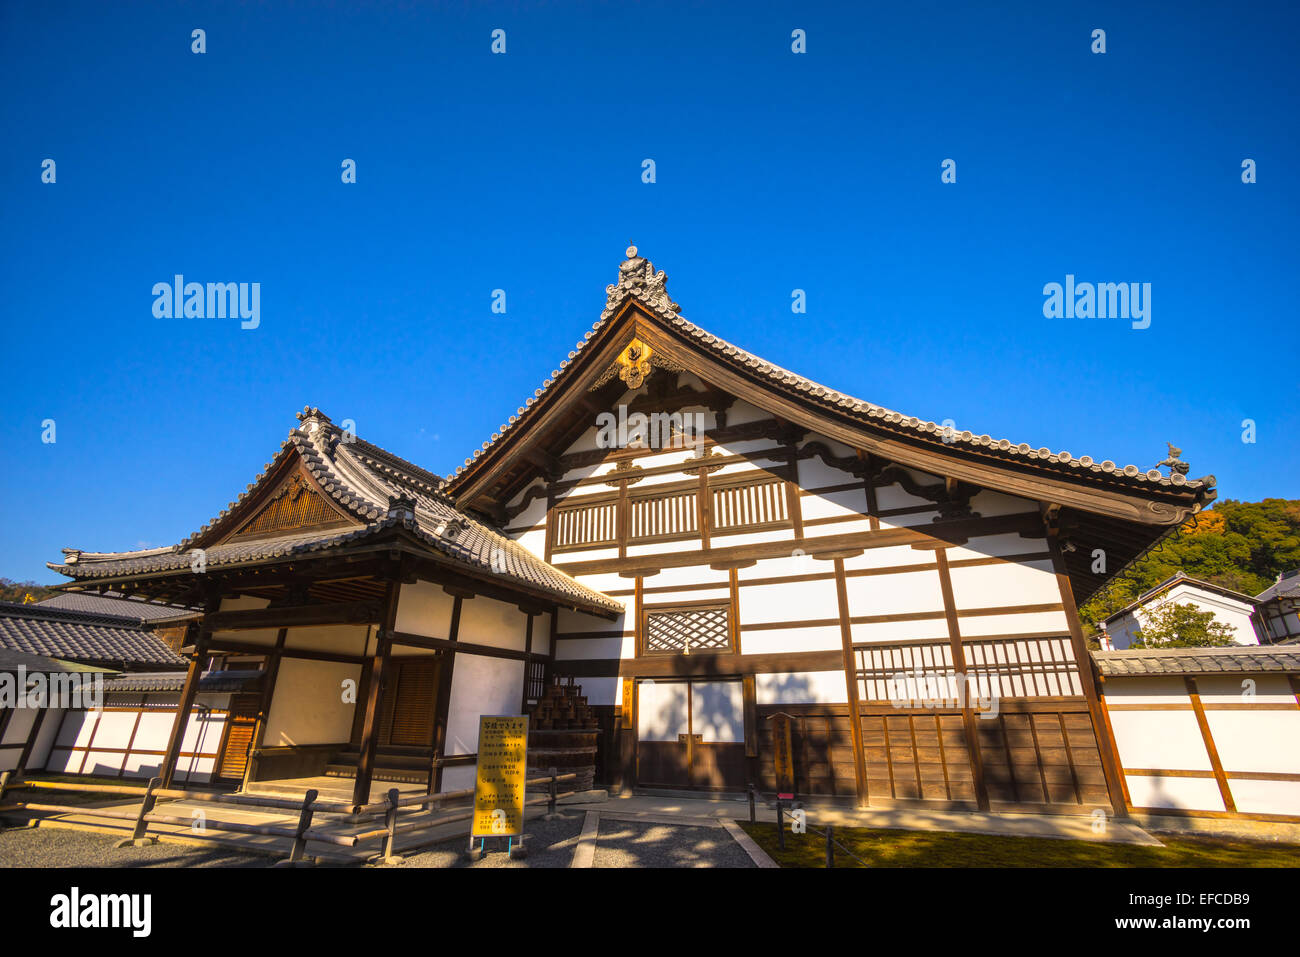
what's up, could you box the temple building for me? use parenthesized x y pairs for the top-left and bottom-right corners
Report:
(41, 246), (1219, 815)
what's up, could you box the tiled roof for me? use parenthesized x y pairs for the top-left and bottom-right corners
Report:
(0, 646), (112, 674)
(38, 592), (197, 623)
(103, 669), (265, 694)
(446, 247), (1216, 499)
(0, 601), (188, 669)
(1093, 646), (1300, 677)
(1255, 569), (1300, 603)
(48, 411), (623, 616)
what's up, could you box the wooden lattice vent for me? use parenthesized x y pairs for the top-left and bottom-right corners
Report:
(229, 471), (351, 541)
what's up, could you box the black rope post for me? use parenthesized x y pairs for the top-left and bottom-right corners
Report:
(776, 799), (785, 851)
(825, 824), (834, 868)
(748, 783), (756, 824)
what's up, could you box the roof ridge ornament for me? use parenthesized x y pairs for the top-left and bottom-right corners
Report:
(602, 243), (680, 321)
(1156, 442), (1190, 477)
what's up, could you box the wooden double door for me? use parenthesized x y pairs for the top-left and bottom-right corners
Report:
(636, 679), (746, 791)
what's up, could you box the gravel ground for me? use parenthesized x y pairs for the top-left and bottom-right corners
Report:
(387, 811), (587, 868)
(592, 819), (755, 868)
(0, 825), (273, 868)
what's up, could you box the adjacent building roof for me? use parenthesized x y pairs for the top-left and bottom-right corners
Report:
(0, 601), (188, 670)
(1101, 573), (1260, 627)
(46, 411), (623, 616)
(38, 591), (197, 624)
(1093, 645), (1300, 677)
(1255, 568), (1300, 603)
(0, 646), (112, 674)
(102, 669), (265, 694)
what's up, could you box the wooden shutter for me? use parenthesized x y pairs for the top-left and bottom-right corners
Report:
(382, 659), (439, 747)
(216, 698), (259, 781)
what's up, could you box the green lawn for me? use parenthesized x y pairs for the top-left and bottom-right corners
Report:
(739, 821), (1300, 868)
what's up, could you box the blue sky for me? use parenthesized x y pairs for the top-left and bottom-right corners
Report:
(1, 1), (1296, 584)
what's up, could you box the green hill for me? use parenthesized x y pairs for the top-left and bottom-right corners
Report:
(1079, 498), (1300, 633)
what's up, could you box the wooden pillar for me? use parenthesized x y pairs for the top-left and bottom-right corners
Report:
(241, 627), (287, 791)
(833, 557), (870, 807)
(935, 547), (990, 811)
(430, 594), (464, 793)
(160, 634), (208, 787)
(519, 613), (535, 714)
(353, 582), (400, 808)
(1046, 530), (1129, 818)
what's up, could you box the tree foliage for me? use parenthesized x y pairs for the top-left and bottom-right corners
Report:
(1130, 601), (1237, 648)
(0, 578), (61, 604)
(1080, 498), (1300, 633)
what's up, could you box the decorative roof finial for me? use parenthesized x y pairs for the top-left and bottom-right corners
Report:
(603, 242), (680, 321)
(1157, 443), (1190, 477)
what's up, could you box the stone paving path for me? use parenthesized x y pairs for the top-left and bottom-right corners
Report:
(0, 825), (271, 868)
(589, 819), (756, 868)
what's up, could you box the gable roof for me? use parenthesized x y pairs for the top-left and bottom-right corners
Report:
(0, 601), (188, 670)
(444, 247), (1217, 602)
(1101, 574), (1261, 627)
(448, 248), (1215, 511)
(47, 411), (622, 617)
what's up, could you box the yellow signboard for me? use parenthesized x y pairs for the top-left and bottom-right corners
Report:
(472, 715), (530, 838)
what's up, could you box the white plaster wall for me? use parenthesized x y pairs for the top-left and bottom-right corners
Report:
(740, 625), (843, 654)
(263, 657), (360, 746)
(395, 580), (457, 638)
(844, 566), (945, 619)
(457, 596), (529, 651)
(1125, 774), (1227, 812)
(754, 670), (848, 704)
(444, 654), (525, 755)
(741, 577), (839, 625)
(284, 624), (370, 656)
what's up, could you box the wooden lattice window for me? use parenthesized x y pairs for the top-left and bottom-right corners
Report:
(629, 487), (699, 544)
(552, 498), (619, 550)
(710, 475), (789, 533)
(643, 604), (733, 656)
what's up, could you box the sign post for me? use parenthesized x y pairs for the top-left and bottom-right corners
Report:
(470, 714), (530, 859)
(768, 712), (796, 801)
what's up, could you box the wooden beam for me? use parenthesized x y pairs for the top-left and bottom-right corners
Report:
(1185, 676), (1237, 814)
(160, 634), (208, 787)
(207, 600), (382, 631)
